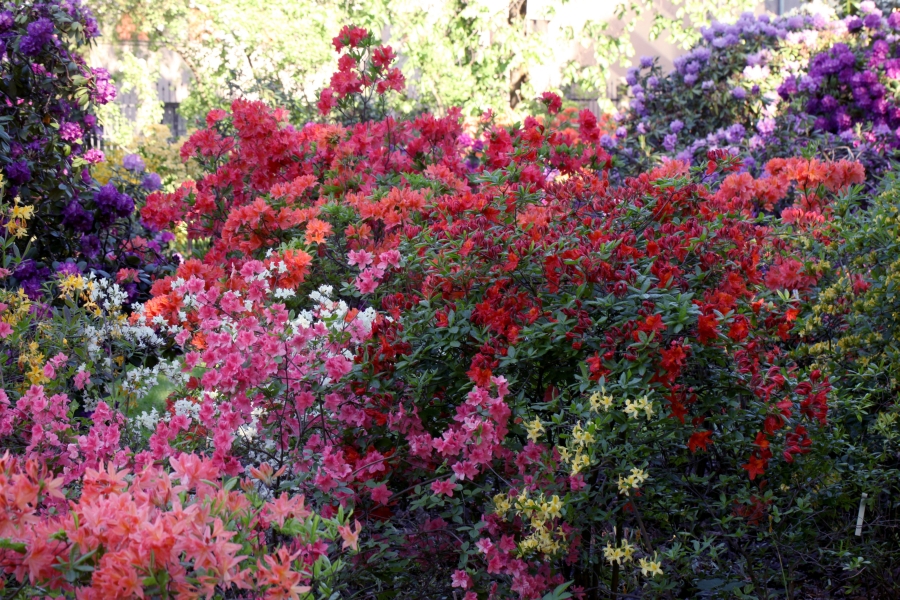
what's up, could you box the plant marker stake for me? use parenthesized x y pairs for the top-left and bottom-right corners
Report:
(854, 493), (867, 536)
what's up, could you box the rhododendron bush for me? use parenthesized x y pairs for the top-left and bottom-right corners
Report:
(3, 20), (898, 600)
(609, 5), (900, 193)
(0, 0), (176, 300)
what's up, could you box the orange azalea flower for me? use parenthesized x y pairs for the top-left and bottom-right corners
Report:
(257, 547), (310, 600)
(304, 218), (332, 244)
(337, 518), (362, 551)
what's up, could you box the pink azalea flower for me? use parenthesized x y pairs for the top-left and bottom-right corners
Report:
(74, 370), (91, 390)
(354, 270), (379, 294)
(451, 569), (472, 589)
(371, 484), (391, 505)
(348, 249), (373, 268)
(430, 479), (457, 497)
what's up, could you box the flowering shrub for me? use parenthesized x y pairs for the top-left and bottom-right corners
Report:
(0, 455), (358, 598)
(0, 1), (175, 299)
(6, 16), (900, 600)
(135, 26), (892, 592)
(795, 181), (900, 593)
(0, 225), (359, 597)
(610, 5), (900, 190)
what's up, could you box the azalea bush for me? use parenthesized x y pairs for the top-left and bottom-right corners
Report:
(0, 210), (360, 598)
(795, 180), (900, 593)
(0, 455), (359, 598)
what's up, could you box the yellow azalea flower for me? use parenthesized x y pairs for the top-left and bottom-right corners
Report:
(631, 468), (648, 484)
(6, 219), (27, 238)
(493, 494), (511, 515)
(639, 555), (663, 577)
(590, 388), (614, 412)
(572, 422), (595, 446)
(525, 418), (544, 442)
(603, 543), (625, 565)
(624, 396), (654, 420)
(10, 203), (34, 220)
(620, 539), (636, 563)
(604, 539), (636, 566)
(58, 274), (85, 297)
(618, 467), (649, 496)
(27, 363), (47, 385)
(578, 453), (591, 470)
(544, 495), (563, 519)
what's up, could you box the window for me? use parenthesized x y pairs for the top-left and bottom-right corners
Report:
(765, 0), (804, 14)
(161, 102), (187, 140)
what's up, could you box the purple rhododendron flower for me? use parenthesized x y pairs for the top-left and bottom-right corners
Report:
(14, 260), (51, 299)
(141, 172), (162, 191)
(90, 68), (117, 104)
(123, 153), (146, 172)
(732, 87), (747, 100)
(864, 14), (881, 29)
(0, 11), (13, 31)
(670, 120), (684, 134)
(56, 262), (82, 277)
(62, 200), (94, 233)
(625, 68), (639, 86)
(725, 123), (746, 145)
(83, 148), (104, 164)
(80, 234), (101, 259)
(663, 133), (677, 152)
(757, 117), (776, 137)
(94, 183), (134, 219)
(59, 121), (82, 143)
(19, 18), (54, 56)
(6, 160), (31, 184)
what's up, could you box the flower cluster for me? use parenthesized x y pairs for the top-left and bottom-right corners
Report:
(317, 25), (406, 122)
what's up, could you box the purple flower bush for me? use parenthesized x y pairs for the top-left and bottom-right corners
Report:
(609, 6), (900, 190)
(0, 0), (176, 301)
